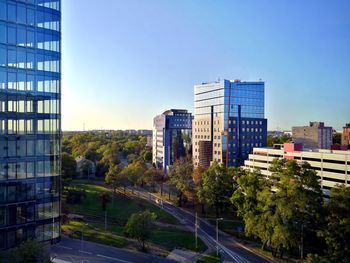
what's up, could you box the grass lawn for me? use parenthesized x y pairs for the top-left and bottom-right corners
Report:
(63, 181), (207, 253)
(197, 252), (221, 263)
(62, 220), (207, 253)
(65, 182), (178, 225)
(62, 220), (127, 248)
(151, 227), (207, 252)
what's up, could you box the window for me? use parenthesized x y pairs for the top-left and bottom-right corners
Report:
(0, 22), (6, 44)
(17, 139), (26, 157)
(7, 26), (16, 45)
(7, 3), (16, 22)
(0, 1), (6, 20)
(17, 206), (26, 224)
(8, 186), (16, 202)
(27, 120), (33, 133)
(27, 7), (35, 26)
(17, 4), (26, 24)
(17, 163), (26, 179)
(27, 140), (34, 156)
(27, 163), (34, 178)
(0, 186), (5, 203)
(8, 163), (16, 179)
(27, 30), (35, 47)
(7, 229), (16, 247)
(8, 141), (16, 157)
(17, 26), (26, 47)
(26, 204), (35, 222)
(0, 46), (6, 67)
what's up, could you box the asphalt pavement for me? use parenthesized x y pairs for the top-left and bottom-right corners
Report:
(51, 236), (175, 263)
(135, 189), (272, 263)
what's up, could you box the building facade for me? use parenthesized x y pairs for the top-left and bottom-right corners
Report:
(152, 109), (192, 172)
(292, 122), (332, 149)
(192, 79), (267, 168)
(0, 0), (61, 249)
(244, 143), (350, 196)
(342, 123), (350, 147)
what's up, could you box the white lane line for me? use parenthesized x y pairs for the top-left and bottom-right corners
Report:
(57, 245), (73, 250)
(79, 250), (93, 255)
(97, 254), (134, 263)
(206, 233), (249, 263)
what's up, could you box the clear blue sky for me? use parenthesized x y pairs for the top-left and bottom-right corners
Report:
(62, 0), (350, 131)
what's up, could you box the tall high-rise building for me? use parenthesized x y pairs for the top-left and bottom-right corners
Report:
(0, 0), (61, 249)
(342, 123), (350, 147)
(153, 109), (192, 172)
(292, 122), (332, 149)
(193, 79), (267, 168)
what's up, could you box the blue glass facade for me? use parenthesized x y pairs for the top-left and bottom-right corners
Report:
(193, 80), (267, 168)
(223, 80), (267, 166)
(153, 109), (192, 171)
(0, 0), (61, 249)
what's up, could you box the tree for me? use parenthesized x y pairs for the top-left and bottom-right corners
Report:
(231, 160), (323, 258)
(105, 164), (123, 193)
(121, 161), (147, 193)
(231, 168), (270, 247)
(269, 159), (323, 258)
(197, 162), (235, 217)
(332, 133), (342, 144)
(192, 166), (206, 213)
(127, 153), (139, 164)
(1, 239), (51, 263)
(98, 192), (111, 211)
(144, 167), (165, 193)
(267, 134), (292, 147)
(168, 158), (194, 207)
(123, 140), (142, 156)
(61, 152), (77, 181)
(141, 149), (152, 162)
(124, 210), (157, 250)
(105, 164), (124, 205)
(79, 160), (94, 178)
(98, 142), (120, 169)
(192, 166), (205, 186)
(318, 185), (350, 262)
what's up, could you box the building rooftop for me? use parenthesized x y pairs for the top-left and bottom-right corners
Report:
(162, 109), (190, 116)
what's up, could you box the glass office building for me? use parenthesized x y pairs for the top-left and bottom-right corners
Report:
(153, 109), (192, 172)
(0, 0), (61, 249)
(193, 79), (267, 168)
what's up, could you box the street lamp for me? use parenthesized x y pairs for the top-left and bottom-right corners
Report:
(216, 218), (223, 256)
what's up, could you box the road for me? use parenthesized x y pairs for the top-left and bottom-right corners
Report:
(135, 189), (272, 263)
(51, 236), (175, 263)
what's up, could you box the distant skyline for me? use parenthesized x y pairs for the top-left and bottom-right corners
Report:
(62, 0), (350, 131)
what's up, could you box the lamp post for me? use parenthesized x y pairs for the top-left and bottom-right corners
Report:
(216, 218), (223, 256)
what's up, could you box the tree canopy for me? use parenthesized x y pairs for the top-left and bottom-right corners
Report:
(124, 210), (157, 250)
(168, 158), (194, 206)
(197, 162), (235, 217)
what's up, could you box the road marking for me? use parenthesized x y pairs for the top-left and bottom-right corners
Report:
(57, 245), (73, 250)
(79, 250), (93, 255)
(97, 254), (134, 263)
